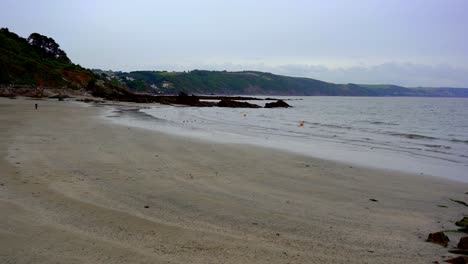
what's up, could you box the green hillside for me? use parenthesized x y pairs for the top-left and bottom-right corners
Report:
(112, 70), (378, 96)
(110, 70), (468, 97)
(0, 28), (95, 89)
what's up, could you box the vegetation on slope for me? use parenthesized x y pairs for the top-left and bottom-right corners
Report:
(0, 28), (95, 89)
(109, 70), (374, 95)
(107, 70), (468, 97)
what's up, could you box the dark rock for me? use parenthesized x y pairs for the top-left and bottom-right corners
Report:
(175, 92), (201, 105)
(456, 217), (468, 228)
(217, 99), (261, 108)
(77, 98), (104, 103)
(144, 205), (149, 208)
(445, 256), (468, 264)
(264, 100), (291, 108)
(450, 199), (468, 207)
(197, 95), (265, 101)
(450, 249), (468, 255)
(178, 91), (189, 97)
(369, 199), (378, 202)
(90, 84), (267, 108)
(427, 232), (450, 247)
(0, 90), (16, 98)
(459, 237), (468, 250)
(50, 94), (72, 100)
(157, 93), (215, 107)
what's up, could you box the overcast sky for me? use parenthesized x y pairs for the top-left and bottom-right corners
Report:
(1, 0), (468, 87)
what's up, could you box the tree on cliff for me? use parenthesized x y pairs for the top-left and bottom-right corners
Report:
(27, 33), (71, 63)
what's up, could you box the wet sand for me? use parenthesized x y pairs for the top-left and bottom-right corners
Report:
(0, 98), (466, 263)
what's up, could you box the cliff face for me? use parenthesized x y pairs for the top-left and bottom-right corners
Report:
(0, 28), (95, 89)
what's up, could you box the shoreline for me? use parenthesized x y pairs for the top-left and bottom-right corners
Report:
(1, 98), (467, 263)
(104, 102), (468, 183)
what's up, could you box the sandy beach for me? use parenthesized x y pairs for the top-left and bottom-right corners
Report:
(0, 97), (467, 264)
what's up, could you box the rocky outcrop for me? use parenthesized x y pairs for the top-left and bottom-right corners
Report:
(1, 79), (282, 109)
(173, 92), (214, 107)
(456, 217), (468, 233)
(264, 100), (291, 108)
(457, 217), (468, 227)
(197, 95), (270, 101)
(0, 88), (16, 98)
(77, 98), (105, 103)
(427, 232), (450, 247)
(445, 256), (468, 264)
(50, 94), (72, 101)
(217, 99), (261, 108)
(459, 237), (468, 250)
(92, 87), (264, 108)
(449, 249), (468, 255)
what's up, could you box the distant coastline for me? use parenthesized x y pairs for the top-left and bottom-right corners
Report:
(2, 28), (468, 100)
(94, 69), (468, 97)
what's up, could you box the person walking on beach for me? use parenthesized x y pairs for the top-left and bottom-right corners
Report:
(35, 103), (38, 110)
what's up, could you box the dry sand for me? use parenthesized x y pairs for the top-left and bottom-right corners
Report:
(0, 97), (467, 263)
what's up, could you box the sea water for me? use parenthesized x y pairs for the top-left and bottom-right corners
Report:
(108, 97), (468, 182)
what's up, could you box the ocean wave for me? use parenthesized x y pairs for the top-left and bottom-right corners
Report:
(451, 138), (468, 144)
(359, 120), (399, 126)
(310, 122), (353, 130)
(387, 132), (438, 140)
(422, 144), (451, 149)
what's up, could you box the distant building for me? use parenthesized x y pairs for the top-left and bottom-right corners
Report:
(162, 82), (172, 88)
